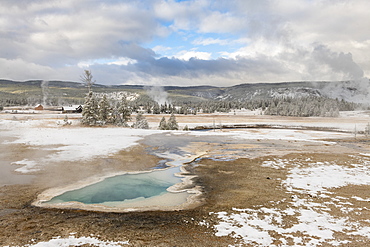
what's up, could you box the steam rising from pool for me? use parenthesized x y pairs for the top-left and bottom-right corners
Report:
(45, 167), (183, 206)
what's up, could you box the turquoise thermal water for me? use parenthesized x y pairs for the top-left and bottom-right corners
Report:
(46, 166), (183, 205)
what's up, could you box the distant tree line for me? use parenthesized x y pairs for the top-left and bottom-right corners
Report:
(264, 96), (359, 117)
(1, 90), (361, 119)
(127, 96), (360, 118)
(0, 93), (83, 107)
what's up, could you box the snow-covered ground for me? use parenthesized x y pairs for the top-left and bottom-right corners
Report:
(0, 118), (351, 174)
(208, 155), (370, 246)
(187, 128), (348, 144)
(1, 112), (370, 246)
(15, 235), (129, 247)
(1, 119), (161, 173)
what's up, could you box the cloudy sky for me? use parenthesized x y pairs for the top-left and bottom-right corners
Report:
(0, 0), (369, 86)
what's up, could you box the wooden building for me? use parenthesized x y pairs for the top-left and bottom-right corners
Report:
(34, 104), (44, 110)
(62, 105), (83, 113)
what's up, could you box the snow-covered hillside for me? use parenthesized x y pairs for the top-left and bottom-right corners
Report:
(213, 79), (370, 104)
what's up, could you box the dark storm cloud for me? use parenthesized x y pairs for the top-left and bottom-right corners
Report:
(312, 44), (364, 79)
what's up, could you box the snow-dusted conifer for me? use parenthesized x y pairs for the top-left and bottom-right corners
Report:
(167, 113), (179, 130)
(98, 94), (111, 124)
(134, 112), (149, 129)
(116, 96), (131, 126)
(153, 103), (160, 114)
(159, 117), (168, 130)
(82, 91), (98, 125)
(110, 101), (119, 125)
(98, 95), (112, 124)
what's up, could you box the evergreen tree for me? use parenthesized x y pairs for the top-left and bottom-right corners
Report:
(153, 103), (160, 114)
(167, 113), (179, 130)
(98, 94), (111, 124)
(110, 101), (119, 125)
(81, 91), (98, 125)
(168, 103), (174, 113)
(116, 96), (131, 126)
(159, 117), (168, 130)
(134, 112), (149, 129)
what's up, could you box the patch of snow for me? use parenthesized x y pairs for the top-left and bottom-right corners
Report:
(12, 159), (39, 173)
(261, 159), (287, 169)
(263, 158), (370, 195)
(285, 163), (370, 194)
(1, 119), (162, 172)
(352, 196), (370, 202)
(349, 227), (370, 238)
(212, 211), (274, 246)
(188, 128), (348, 144)
(212, 203), (370, 247)
(22, 236), (129, 247)
(198, 220), (210, 228)
(210, 155), (370, 246)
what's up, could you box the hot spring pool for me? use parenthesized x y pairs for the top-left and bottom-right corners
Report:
(43, 166), (191, 209)
(34, 152), (206, 212)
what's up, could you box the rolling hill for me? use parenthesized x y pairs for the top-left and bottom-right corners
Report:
(0, 79), (369, 106)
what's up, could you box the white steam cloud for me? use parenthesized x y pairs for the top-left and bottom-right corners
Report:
(41, 80), (49, 106)
(321, 78), (370, 105)
(145, 86), (168, 105)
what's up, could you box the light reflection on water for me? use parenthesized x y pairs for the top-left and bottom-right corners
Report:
(45, 166), (183, 206)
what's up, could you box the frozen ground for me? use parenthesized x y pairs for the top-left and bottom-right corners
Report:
(0, 119), (161, 174)
(16, 235), (129, 247)
(209, 155), (370, 246)
(0, 118), (350, 174)
(1, 112), (370, 246)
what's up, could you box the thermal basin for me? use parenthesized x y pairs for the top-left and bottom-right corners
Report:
(42, 166), (191, 211)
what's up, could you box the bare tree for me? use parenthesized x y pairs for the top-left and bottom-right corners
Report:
(80, 70), (95, 92)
